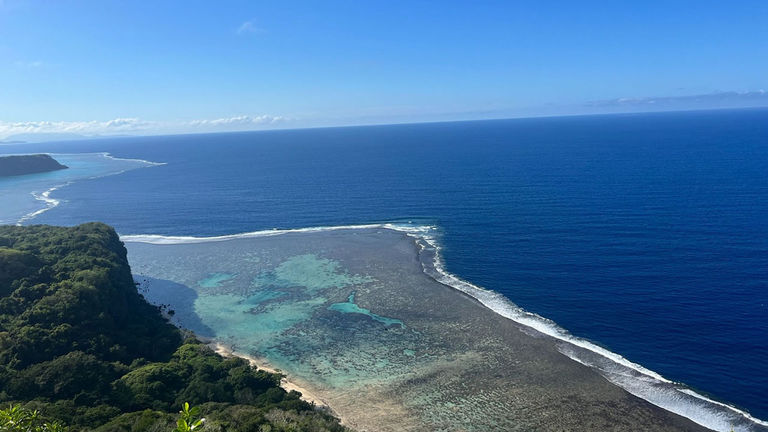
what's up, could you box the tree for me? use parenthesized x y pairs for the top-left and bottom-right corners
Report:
(174, 403), (204, 432)
(0, 404), (67, 432)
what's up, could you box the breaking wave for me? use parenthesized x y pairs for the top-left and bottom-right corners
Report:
(5, 152), (165, 225)
(121, 223), (768, 432)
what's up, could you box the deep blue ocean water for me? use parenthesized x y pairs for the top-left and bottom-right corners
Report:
(4, 108), (767, 420)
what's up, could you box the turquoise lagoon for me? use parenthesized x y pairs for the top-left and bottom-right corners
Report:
(128, 233), (416, 391)
(124, 227), (735, 432)
(0, 153), (161, 225)
(328, 292), (404, 329)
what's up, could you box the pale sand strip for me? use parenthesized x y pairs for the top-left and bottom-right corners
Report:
(205, 340), (340, 419)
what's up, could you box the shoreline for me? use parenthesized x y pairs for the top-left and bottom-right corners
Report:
(204, 340), (339, 419)
(124, 225), (766, 432)
(4, 152), (164, 225)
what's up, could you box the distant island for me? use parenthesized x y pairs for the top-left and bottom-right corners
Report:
(0, 154), (68, 177)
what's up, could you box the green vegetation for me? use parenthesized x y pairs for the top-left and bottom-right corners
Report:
(0, 154), (68, 177)
(0, 404), (66, 432)
(174, 403), (204, 432)
(0, 223), (348, 431)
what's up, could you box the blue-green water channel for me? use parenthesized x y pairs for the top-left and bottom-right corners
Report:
(124, 228), (738, 432)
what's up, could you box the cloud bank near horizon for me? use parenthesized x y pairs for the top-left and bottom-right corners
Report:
(3, 90), (767, 142)
(0, 115), (288, 141)
(586, 90), (768, 110)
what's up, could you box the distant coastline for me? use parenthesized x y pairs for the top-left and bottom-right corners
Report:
(0, 153), (68, 177)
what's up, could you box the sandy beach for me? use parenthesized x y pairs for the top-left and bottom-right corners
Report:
(206, 340), (336, 415)
(126, 228), (745, 432)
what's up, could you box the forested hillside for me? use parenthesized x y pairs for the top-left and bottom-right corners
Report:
(0, 223), (347, 431)
(0, 154), (68, 177)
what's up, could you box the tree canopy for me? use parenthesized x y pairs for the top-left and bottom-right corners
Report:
(0, 223), (347, 432)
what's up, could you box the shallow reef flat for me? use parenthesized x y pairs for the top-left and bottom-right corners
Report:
(125, 228), (712, 432)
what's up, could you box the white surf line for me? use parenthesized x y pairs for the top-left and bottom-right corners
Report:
(87, 151), (167, 167)
(120, 223), (389, 243)
(407, 226), (767, 432)
(120, 223), (768, 432)
(680, 390), (768, 429)
(16, 183), (69, 225)
(0, 151), (164, 165)
(45, 151), (168, 168)
(13, 152), (165, 225)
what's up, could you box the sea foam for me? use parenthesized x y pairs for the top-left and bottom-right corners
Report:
(1, 152), (165, 225)
(121, 223), (768, 432)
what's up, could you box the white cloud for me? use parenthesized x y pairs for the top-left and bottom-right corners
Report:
(588, 90), (768, 108)
(236, 20), (265, 35)
(13, 60), (44, 68)
(0, 115), (290, 140)
(0, 118), (151, 138)
(188, 115), (285, 127)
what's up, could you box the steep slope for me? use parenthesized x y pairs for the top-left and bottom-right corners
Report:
(0, 223), (347, 431)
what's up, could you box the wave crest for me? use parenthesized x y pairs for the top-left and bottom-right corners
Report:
(121, 222), (768, 432)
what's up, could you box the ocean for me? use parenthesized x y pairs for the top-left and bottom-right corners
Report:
(2, 108), (767, 428)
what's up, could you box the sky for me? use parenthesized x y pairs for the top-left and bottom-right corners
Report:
(1, 0), (767, 139)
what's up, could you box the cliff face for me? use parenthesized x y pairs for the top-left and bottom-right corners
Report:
(0, 154), (68, 177)
(0, 223), (347, 432)
(0, 223), (181, 370)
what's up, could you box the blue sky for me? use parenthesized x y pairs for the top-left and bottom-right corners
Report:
(1, 0), (767, 138)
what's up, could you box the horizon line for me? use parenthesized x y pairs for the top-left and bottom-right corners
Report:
(2, 105), (767, 145)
